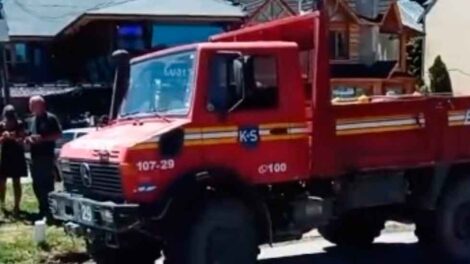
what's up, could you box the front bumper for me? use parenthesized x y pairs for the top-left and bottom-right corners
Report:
(49, 191), (140, 233)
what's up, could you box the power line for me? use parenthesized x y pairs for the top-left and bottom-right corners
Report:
(448, 68), (470, 78)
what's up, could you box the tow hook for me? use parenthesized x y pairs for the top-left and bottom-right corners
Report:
(64, 222), (83, 236)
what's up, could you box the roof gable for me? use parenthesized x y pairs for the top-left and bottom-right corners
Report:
(326, 0), (358, 22)
(381, 2), (403, 33)
(248, 0), (295, 24)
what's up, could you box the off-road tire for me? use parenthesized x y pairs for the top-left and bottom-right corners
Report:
(87, 241), (160, 264)
(319, 211), (385, 247)
(414, 211), (437, 245)
(434, 177), (470, 262)
(164, 199), (259, 264)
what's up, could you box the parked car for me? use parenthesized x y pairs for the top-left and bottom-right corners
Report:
(25, 127), (95, 181)
(56, 127), (95, 150)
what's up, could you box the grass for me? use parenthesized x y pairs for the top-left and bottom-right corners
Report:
(0, 183), (87, 264)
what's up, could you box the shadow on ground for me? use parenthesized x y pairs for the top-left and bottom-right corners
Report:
(1, 208), (41, 224)
(49, 252), (90, 264)
(260, 243), (465, 264)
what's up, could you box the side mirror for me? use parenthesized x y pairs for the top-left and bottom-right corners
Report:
(208, 53), (248, 115)
(109, 50), (130, 120)
(229, 57), (246, 112)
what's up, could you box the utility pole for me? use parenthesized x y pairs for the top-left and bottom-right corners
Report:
(0, 0), (9, 106)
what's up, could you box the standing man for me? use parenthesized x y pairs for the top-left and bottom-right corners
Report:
(26, 96), (62, 220)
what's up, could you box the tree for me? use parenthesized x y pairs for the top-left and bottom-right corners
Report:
(429, 55), (453, 93)
(406, 38), (425, 90)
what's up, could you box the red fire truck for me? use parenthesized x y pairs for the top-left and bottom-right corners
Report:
(50, 9), (470, 264)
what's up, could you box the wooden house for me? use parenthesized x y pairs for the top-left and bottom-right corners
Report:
(236, 0), (425, 97)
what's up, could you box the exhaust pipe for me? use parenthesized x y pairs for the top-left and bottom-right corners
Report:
(109, 50), (130, 121)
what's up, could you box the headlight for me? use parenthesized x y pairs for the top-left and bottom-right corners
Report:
(60, 159), (72, 173)
(101, 209), (114, 224)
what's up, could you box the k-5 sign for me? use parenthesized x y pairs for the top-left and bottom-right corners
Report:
(238, 126), (260, 148)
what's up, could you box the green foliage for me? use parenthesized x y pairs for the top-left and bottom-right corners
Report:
(429, 55), (453, 93)
(406, 38), (426, 91)
(0, 183), (86, 264)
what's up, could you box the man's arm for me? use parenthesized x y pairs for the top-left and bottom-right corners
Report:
(41, 132), (61, 142)
(44, 114), (62, 141)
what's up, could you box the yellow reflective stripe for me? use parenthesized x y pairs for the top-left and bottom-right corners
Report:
(449, 110), (466, 116)
(262, 134), (308, 141)
(336, 124), (421, 136)
(337, 114), (416, 124)
(449, 121), (465, 127)
(131, 142), (158, 150)
(185, 138), (238, 146)
(201, 126), (238, 133)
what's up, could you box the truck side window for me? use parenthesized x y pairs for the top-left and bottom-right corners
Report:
(209, 55), (279, 113)
(239, 56), (279, 110)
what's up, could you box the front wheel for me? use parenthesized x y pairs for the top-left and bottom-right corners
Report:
(435, 177), (470, 262)
(164, 199), (259, 264)
(87, 240), (161, 264)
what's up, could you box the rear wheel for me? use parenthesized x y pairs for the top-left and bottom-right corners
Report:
(319, 210), (385, 247)
(434, 177), (470, 261)
(164, 199), (259, 264)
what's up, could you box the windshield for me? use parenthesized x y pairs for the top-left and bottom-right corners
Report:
(120, 50), (196, 117)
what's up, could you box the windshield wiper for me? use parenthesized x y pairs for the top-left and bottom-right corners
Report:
(120, 110), (170, 122)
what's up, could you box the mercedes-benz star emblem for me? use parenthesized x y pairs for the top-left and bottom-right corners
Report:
(80, 163), (92, 188)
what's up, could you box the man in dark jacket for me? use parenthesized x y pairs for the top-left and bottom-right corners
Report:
(26, 96), (62, 220)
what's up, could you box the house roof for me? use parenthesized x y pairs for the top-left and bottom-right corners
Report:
(239, 0), (424, 32)
(4, 0), (244, 38)
(397, 0), (424, 32)
(331, 61), (398, 78)
(87, 0), (245, 18)
(4, 0), (108, 38)
(233, 0), (314, 15)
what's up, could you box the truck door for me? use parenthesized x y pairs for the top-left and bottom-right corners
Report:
(200, 48), (310, 184)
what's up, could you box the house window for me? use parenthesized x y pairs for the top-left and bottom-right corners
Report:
(116, 24), (146, 51)
(332, 85), (367, 99)
(152, 23), (224, 48)
(385, 86), (404, 95)
(5, 43), (30, 82)
(329, 30), (349, 60)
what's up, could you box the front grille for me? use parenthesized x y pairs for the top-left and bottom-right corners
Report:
(63, 161), (124, 201)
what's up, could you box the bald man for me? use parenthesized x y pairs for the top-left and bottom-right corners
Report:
(26, 96), (62, 220)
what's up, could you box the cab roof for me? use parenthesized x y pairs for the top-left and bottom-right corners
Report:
(210, 12), (319, 50)
(132, 41), (299, 64)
